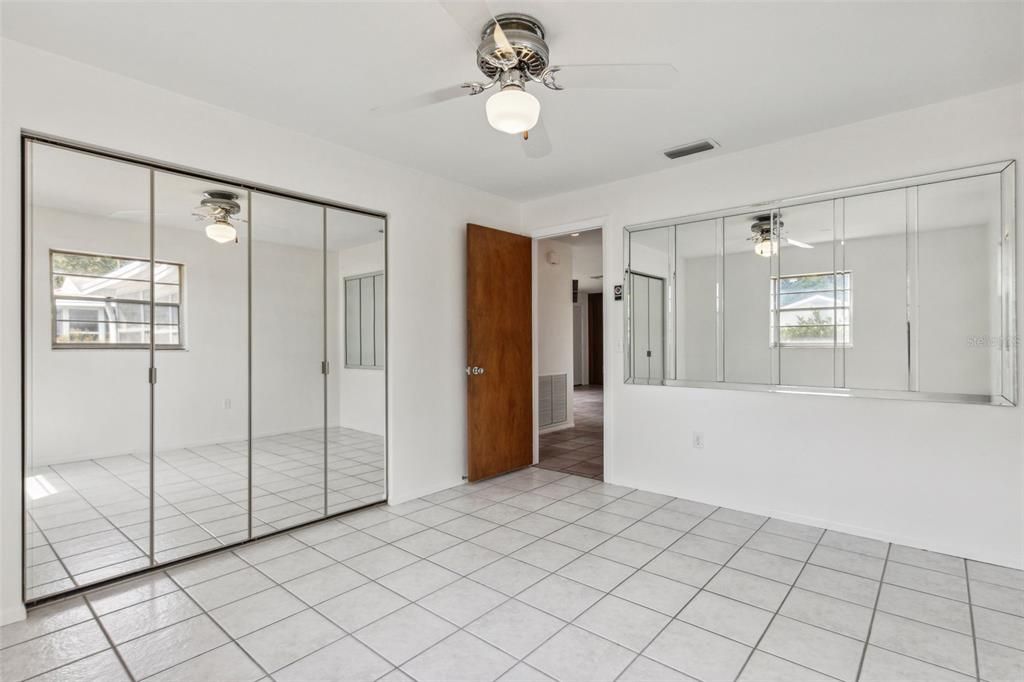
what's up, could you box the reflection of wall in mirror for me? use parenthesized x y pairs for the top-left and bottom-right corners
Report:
(672, 220), (997, 394)
(29, 207), (386, 465)
(334, 240), (386, 436)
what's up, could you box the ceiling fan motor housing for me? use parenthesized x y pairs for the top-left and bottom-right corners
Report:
(476, 13), (550, 78)
(199, 190), (241, 217)
(751, 213), (783, 239)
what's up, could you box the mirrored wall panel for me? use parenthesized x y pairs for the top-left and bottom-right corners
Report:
(625, 161), (1017, 405)
(23, 138), (387, 601)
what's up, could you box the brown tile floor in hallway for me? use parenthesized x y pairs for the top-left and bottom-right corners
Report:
(536, 384), (603, 480)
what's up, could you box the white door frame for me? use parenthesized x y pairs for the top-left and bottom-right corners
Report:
(529, 217), (609, 466)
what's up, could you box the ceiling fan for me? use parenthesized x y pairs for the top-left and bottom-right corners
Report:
(192, 190), (243, 244)
(749, 213), (814, 257)
(372, 4), (678, 158)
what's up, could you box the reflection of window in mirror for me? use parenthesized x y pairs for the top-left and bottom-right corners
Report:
(770, 272), (851, 348)
(50, 249), (184, 348)
(344, 272), (385, 369)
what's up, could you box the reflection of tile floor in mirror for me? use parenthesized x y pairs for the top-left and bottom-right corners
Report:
(24, 427), (385, 600)
(4, 466), (1022, 681)
(537, 385), (603, 480)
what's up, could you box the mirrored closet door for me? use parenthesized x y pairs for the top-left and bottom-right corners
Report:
(327, 208), (387, 515)
(251, 192), (327, 537)
(25, 143), (154, 599)
(23, 138), (387, 602)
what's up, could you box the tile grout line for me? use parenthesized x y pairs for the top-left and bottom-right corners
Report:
(157, 571), (274, 681)
(499, 494), (699, 679)
(82, 593), (137, 682)
(964, 559), (981, 682)
(608, 505), (749, 681)
(854, 541), (892, 681)
(731, 526), (827, 681)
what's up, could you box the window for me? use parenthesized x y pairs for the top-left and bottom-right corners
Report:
(344, 272), (384, 368)
(770, 271), (851, 347)
(51, 250), (184, 348)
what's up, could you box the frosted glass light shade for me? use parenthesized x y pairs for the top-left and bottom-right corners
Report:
(754, 238), (777, 258)
(205, 219), (236, 244)
(486, 88), (540, 134)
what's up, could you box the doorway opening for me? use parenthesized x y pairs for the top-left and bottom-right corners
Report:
(534, 228), (604, 480)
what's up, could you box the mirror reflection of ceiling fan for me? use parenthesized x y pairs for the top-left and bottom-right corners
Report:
(192, 191), (243, 244)
(749, 213), (814, 257)
(371, 2), (679, 158)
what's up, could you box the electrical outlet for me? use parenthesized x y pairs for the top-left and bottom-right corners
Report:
(692, 432), (705, 449)
(224, 398), (231, 409)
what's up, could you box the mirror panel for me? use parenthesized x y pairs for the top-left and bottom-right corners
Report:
(674, 219), (719, 382)
(628, 227), (670, 383)
(326, 209), (387, 514)
(251, 193), (326, 536)
(917, 174), (1003, 396)
(153, 172), (250, 559)
(776, 200), (836, 388)
(26, 143), (153, 598)
(841, 188), (908, 390)
(723, 212), (774, 384)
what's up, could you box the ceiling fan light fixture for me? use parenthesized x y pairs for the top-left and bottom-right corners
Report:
(486, 85), (540, 134)
(754, 237), (777, 258)
(205, 218), (236, 244)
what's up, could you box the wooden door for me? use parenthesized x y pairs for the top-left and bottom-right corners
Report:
(466, 224), (533, 481)
(588, 292), (604, 385)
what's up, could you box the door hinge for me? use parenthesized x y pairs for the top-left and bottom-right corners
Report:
(322, 361), (330, 375)
(148, 367), (157, 384)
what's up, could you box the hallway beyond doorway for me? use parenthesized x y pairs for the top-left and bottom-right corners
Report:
(536, 386), (603, 480)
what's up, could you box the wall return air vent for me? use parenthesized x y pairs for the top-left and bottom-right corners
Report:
(663, 139), (718, 160)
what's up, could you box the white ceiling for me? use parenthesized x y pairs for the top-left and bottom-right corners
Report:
(4, 2), (1021, 200)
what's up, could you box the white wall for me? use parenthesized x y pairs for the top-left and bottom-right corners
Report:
(0, 39), (520, 624)
(537, 239), (574, 430)
(523, 84), (1024, 569)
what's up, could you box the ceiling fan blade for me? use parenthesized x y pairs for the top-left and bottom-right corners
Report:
(545, 64), (679, 90)
(785, 238), (815, 249)
(371, 84), (472, 115)
(438, 0), (488, 47)
(491, 18), (515, 62)
(438, 1), (515, 66)
(522, 118), (552, 159)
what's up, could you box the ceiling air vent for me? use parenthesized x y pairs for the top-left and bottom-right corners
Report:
(664, 139), (718, 160)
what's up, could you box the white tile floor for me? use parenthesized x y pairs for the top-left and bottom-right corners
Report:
(4, 466), (1022, 681)
(25, 427), (385, 600)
